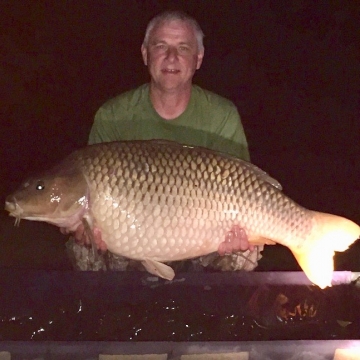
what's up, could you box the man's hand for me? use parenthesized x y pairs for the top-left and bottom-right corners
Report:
(218, 225), (254, 255)
(60, 223), (108, 252)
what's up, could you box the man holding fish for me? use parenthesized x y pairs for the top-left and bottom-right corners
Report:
(6, 11), (359, 288)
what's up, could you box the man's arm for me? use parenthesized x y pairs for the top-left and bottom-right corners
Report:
(88, 106), (119, 145)
(228, 109), (250, 161)
(211, 104), (251, 162)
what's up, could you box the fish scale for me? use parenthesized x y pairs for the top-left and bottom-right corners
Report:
(5, 140), (360, 288)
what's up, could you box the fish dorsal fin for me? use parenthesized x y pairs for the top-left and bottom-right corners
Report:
(142, 258), (175, 280)
(141, 140), (283, 190)
(245, 163), (282, 190)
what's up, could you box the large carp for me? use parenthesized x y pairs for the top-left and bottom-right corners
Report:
(5, 140), (360, 288)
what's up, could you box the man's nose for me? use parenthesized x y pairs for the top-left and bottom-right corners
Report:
(165, 47), (178, 61)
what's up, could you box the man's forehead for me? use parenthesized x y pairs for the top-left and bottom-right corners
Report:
(149, 19), (197, 43)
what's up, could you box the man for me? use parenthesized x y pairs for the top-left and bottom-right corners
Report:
(68, 10), (262, 272)
(89, 11), (249, 160)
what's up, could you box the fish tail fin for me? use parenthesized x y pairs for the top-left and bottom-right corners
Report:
(290, 211), (360, 289)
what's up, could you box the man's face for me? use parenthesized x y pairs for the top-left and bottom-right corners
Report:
(141, 19), (204, 92)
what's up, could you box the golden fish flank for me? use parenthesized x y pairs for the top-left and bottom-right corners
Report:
(4, 140), (360, 289)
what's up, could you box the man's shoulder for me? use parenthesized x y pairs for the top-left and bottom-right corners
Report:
(99, 84), (149, 112)
(192, 85), (237, 110)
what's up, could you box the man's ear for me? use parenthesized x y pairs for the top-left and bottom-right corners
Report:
(196, 48), (204, 70)
(141, 44), (148, 66)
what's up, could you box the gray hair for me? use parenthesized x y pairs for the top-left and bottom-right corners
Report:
(143, 10), (204, 52)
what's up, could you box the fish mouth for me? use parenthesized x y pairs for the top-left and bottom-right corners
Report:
(4, 198), (23, 226)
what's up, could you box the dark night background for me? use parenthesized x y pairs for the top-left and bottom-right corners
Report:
(0, 1), (359, 271)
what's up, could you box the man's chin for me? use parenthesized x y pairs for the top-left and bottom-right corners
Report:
(154, 80), (190, 92)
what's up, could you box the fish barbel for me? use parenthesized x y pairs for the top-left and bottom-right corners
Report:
(4, 140), (360, 288)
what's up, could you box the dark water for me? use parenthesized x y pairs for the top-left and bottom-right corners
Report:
(0, 271), (359, 341)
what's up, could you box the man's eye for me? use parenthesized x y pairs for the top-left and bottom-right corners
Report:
(179, 46), (189, 51)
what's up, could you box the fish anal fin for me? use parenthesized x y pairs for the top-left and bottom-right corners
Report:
(142, 258), (175, 280)
(249, 235), (276, 246)
(290, 211), (360, 289)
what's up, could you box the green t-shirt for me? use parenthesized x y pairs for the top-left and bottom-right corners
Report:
(88, 84), (250, 160)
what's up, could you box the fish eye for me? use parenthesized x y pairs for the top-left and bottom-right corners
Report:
(36, 180), (45, 191)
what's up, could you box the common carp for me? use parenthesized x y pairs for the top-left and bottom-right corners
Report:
(5, 140), (360, 288)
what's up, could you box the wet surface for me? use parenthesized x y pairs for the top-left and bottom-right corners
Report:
(0, 271), (359, 342)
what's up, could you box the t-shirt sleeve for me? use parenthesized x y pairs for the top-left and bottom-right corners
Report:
(212, 104), (251, 161)
(88, 105), (119, 145)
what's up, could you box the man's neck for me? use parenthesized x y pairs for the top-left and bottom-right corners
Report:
(149, 83), (192, 120)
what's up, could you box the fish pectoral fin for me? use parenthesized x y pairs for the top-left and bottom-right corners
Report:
(248, 235), (276, 246)
(142, 258), (175, 280)
(290, 211), (360, 289)
(81, 217), (99, 261)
